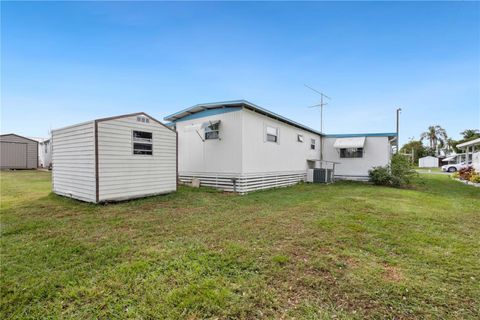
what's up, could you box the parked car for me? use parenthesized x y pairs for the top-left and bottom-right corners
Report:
(441, 161), (471, 172)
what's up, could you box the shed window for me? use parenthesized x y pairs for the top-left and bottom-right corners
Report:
(266, 126), (278, 143)
(133, 131), (152, 142)
(297, 134), (304, 142)
(133, 130), (153, 155)
(205, 122), (220, 140)
(340, 148), (363, 158)
(310, 139), (316, 150)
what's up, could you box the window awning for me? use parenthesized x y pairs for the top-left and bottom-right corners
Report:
(266, 126), (277, 135)
(333, 137), (366, 149)
(200, 120), (221, 129)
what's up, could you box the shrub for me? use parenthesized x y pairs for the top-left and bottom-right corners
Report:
(390, 154), (417, 186)
(469, 172), (480, 183)
(458, 166), (474, 181)
(368, 166), (392, 186)
(369, 154), (417, 187)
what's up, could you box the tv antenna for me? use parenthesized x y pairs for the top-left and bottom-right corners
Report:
(305, 84), (331, 163)
(305, 84), (330, 134)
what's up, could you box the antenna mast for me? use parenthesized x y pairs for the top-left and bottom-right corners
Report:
(305, 84), (331, 161)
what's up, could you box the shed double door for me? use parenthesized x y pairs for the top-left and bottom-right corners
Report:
(1, 142), (28, 168)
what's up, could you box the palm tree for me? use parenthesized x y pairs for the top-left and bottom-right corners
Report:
(420, 125), (448, 155)
(444, 138), (458, 154)
(460, 129), (480, 140)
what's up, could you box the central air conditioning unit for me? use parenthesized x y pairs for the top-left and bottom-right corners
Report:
(307, 168), (334, 183)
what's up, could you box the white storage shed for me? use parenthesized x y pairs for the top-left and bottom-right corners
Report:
(52, 112), (177, 203)
(418, 156), (438, 168)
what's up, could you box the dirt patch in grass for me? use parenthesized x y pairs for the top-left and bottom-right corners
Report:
(383, 264), (404, 282)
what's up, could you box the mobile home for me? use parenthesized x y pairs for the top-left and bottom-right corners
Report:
(39, 138), (53, 169)
(323, 133), (397, 180)
(165, 100), (396, 192)
(52, 112), (177, 203)
(165, 100), (322, 193)
(0, 134), (38, 169)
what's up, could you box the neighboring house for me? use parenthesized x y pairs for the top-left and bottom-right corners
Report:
(165, 100), (396, 192)
(52, 112), (177, 203)
(0, 134), (38, 169)
(39, 138), (53, 169)
(418, 155), (439, 168)
(442, 153), (469, 165)
(457, 138), (480, 171)
(323, 133), (397, 180)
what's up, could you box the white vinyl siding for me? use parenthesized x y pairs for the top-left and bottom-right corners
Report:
(265, 126), (279, 143)
(323, 136), (392, 178)
(97, 116), (176, 202)
(242, 109), (321, 174)
(52, 121), (96, 202)
(176, 109), (243, 174)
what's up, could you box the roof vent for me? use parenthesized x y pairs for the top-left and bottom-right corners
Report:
(137, 116), (150, 123)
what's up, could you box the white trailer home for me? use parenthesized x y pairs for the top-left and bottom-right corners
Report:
(165, 100), (397, 192)
(165, 100), (322, 193)
(322, 133), (397, 180)
(39, 138), (53, 169)
(52, 112), (177, 203)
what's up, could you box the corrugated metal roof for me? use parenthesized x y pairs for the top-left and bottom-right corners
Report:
(163, 100), (323, 136)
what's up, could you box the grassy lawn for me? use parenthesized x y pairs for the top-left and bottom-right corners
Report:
(1, 171), (479, 319)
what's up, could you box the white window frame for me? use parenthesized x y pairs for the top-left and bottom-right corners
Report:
(132, 130), (153, 155)
(265, 125), (279, 143)
(310, 138), (316, 150)
(204, 122), (220, 140)
(340, 147), (364, 158)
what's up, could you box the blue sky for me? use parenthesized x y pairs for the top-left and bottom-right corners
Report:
(2, 1), (479, 145)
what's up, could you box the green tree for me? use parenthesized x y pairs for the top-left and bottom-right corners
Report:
(420, 125), (448, 155)
(460, 129), (480, 140)
(453, 129), (480, 150)
(400, 139), (433, 164)
(444, 138), (458, 154)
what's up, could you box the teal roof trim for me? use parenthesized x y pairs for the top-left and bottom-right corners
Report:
(164, 100), (323, 135)
(325, 132), (398, 138)
(168, 107), (241, 123)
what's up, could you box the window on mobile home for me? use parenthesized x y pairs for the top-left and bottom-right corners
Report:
(205, 122), (220, 140)
(310, 139), (316, 150)
(340, 148), (363, 158)
(266, 126), (278, 143)
(133, 131), (153, 155)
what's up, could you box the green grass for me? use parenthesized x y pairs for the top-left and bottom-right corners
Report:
(416, 167), (442, 173)
(1, 171), (479, 319)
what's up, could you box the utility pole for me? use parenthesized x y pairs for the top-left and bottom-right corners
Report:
(396, 108), (402, 154)
(305, 84), (330, 162)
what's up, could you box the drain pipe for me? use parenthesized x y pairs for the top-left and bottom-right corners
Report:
(231, 178), (238, 193)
